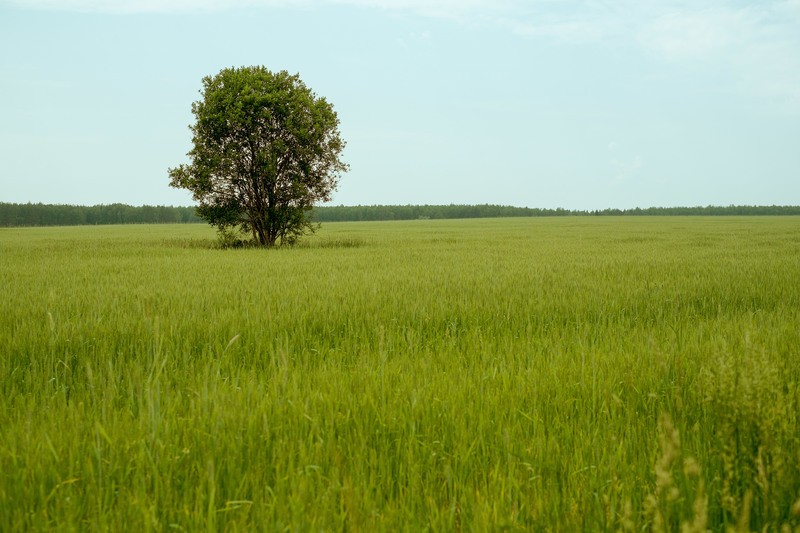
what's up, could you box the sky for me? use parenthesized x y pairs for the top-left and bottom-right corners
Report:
(1, 0), (799, 210)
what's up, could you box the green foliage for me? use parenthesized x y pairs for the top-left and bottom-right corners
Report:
(215, 226), (251, 249)
(1, 218), (799, 530)
(0, 202), (201, 226)
(2, 202), (799, 227)
(312, 204), (800, 221)
(168, 66), (348, 247)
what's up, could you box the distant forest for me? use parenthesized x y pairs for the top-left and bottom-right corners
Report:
(1, 202), (799, 227)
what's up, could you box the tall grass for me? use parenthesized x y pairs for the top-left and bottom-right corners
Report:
(1, 217), (799, 531)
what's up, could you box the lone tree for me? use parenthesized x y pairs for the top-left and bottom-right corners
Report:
(169, 66), (348, 247)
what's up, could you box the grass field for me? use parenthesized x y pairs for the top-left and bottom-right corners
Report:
(1, 217), (799, 531)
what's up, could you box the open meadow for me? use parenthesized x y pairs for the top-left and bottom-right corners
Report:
(1, 217), (799, 531)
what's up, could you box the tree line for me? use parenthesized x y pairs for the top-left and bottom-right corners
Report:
(314, 204), (800, 220)
(0, 203), (201, 227)
(1, 202), (799, 227)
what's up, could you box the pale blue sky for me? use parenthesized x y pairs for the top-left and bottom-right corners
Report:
(1, 0), (798, 209)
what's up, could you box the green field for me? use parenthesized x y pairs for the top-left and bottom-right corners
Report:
(1, 217), (799, 531)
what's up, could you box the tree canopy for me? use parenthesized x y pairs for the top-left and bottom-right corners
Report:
(169, 66), (348, 246)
